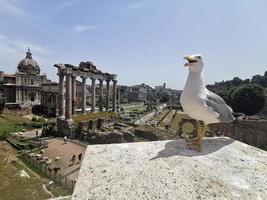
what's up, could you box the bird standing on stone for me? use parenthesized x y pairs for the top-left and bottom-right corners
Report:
(180, 54), (235, 152)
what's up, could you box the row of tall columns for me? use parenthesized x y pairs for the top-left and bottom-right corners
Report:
(58, 72), (118, 120)
(80, 78), (116, 113)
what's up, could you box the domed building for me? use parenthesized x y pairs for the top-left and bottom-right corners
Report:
(0, 49), (50, 105)
(17, 49), (40, 75)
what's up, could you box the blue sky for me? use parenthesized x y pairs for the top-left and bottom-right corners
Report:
(0, 0), (266, 89)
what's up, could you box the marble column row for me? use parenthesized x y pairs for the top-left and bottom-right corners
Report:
(58, 72), (118, 120)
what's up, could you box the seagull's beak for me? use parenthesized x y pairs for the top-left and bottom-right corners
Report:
(184, 55), (196, 67)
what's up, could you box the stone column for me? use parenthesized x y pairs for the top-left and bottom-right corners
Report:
(82, 77), (87, 114)
(98, 79), (103, 111)
(106, 80), (110, 111)
(65, 71), (72, 120)
(112, 80), (117, 112)
(91, 78), (96, 112)
(117, 86), (121, 112)
(58, 73), (65, 117)
(72, 76), (77, 115)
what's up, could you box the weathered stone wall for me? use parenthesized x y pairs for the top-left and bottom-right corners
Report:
(210, 120), (267, 149)
(4, 106), (32, 116)
(56, 118), (75, 138)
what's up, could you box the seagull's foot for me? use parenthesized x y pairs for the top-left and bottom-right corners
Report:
(187, 140), (202, 152)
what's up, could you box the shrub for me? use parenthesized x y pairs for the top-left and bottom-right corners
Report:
(25, 121), (43, 129)
(31, 122), (43, 128)
(231, 84), (266, 115)
(36, 117), (46, 123)
(32, 116), (37, 121)
(32, 105), (43, 115)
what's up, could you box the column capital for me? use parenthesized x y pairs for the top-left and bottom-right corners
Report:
(65, 67), (73, 75)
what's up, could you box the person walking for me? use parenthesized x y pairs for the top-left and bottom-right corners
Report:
(69, 154), (76, 166)
(64, 136), (67, 144)
(77, 153), (82, 164)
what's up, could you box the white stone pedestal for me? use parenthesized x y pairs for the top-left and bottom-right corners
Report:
(72, 137), (267, 200)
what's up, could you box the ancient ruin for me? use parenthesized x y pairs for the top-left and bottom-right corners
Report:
(54, 61), (118, 136)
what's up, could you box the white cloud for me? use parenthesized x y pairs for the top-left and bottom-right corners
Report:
(0, 34), (48, 72)
(13, 40), (46, 53)
(125, 0), (152, 10)
(72, 25), (97, 33)
(57, 0), (79, 13)
(0, 0), (25, 17)
(126, 2), (144, 9)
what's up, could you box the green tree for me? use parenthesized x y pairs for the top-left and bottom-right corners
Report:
(232, 77), (243, 86)
(231, 84), (266, 115)
(159, 92), (170, 103)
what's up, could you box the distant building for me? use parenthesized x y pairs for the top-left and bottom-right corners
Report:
(127, 83), (152, 102)
(155, 83), (166, 92)
(0, 49), (50, 104)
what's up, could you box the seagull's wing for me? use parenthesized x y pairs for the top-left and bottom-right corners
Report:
(204, 89), (235, 123)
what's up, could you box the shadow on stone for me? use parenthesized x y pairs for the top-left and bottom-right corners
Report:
(151, 137), (234, 160)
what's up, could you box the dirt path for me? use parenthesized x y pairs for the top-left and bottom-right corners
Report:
(41, 138), (86, 181)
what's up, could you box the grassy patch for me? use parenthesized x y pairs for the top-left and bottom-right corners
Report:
(73, 111), (119, 123)
(0, 144), (52, 200)
(123, 104), (147, 113)
(19, 156), (71, 197)
(134, 125), (180, 141)
(0, 114), (30, 140)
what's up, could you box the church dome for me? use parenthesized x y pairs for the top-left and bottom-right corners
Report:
(17, 49), (40, 75)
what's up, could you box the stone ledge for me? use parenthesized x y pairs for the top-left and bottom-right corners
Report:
(72, 137), (267, 200)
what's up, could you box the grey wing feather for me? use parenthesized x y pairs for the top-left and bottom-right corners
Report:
(205, 90), (235, 123)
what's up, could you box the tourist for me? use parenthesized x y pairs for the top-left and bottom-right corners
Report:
(70, 154), (76, 165)
(64, 136), (67, 144)
(35, 130), (38, 138)
(77, 153), (82, 164)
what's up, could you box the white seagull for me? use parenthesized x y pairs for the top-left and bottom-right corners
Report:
(180, 54), (235, 151)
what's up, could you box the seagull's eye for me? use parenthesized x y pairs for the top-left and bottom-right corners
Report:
(196, 56), (202, 59)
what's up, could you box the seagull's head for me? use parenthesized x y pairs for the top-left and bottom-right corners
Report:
(183, 54), (204, 72)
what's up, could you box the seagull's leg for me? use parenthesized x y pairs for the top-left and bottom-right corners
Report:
(188, 121), (206, 152)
